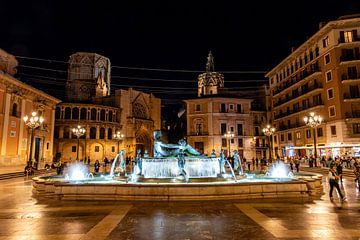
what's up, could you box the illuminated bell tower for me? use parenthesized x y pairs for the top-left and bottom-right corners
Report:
(66, 52), (111, 102)
(197, 51), (224, 97)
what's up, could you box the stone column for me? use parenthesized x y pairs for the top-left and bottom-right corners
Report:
(96, 126), (100, 139)
(1, 93), (11, 156)
(48, 107), (55, 162)
(104, 126), (108, 140)
(17, 98), (26, 158)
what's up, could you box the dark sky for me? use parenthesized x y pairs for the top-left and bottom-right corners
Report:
(1, 1), (360, 101)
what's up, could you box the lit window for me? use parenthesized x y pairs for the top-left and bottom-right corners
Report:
(344, 31), (353, 43)
(296, 132), (301, 139)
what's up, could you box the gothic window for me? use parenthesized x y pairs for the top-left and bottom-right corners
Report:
(72, 107), (79, 120)
(108, 128), (113, 140)
(132, 102), (147, 119)
(100, 128), (105, 139)
(91, 108), (97, 120)
(64, 107), (71, 119)
(90, 127), (96, 139)
(100, 109), (106, 121)
(80, 108), (87, 120)
(108, 110), (113, 122)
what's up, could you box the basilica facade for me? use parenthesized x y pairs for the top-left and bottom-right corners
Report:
(53, 52), (161, 163)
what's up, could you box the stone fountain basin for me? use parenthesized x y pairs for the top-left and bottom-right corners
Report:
(32, 172), (322, 201)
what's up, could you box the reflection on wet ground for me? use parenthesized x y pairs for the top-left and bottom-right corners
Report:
(0, 173), (359, 239)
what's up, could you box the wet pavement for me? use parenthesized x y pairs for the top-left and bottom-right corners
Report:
(0, 172), (359, 239)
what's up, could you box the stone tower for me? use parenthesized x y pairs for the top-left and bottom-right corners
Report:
(197, 51), (224, 97)
(66, 52), (111, 102)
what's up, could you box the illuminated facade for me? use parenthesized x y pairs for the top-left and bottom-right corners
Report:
(186, 53), (268, 159)
(54, 52), (161, 162)
(0, 49), (61, 167)
(266, 15), (360, 158)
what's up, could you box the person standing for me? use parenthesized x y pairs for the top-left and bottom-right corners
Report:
(329, 164), (346, 202)
(94, 160), (100, 174)
(336, 160), (343, 184)
(294, 158), (300, 173)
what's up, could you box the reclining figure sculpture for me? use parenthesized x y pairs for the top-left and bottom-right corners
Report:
(153, 131), (201, 157)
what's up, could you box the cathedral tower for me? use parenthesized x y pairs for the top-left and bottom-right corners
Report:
(66, 52), (111, 102)
(197, 51), (224, 97)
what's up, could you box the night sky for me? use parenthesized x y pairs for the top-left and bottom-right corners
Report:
(1, 1), (360, 102)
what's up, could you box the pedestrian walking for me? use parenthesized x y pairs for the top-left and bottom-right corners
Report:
(329, 164), (346, 202)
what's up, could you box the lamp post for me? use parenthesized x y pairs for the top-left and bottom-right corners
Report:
(262, 125), (276, 163)
(72, 125), (86, 160)
(224, 131), (234, 158)
(304, 112), (322, 166)
(114, 131), (124, 153)
(23, 112), (44, 167)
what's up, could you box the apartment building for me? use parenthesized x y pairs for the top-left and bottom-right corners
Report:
(185, 52), (268, 159)
(266, 14), (360, 158)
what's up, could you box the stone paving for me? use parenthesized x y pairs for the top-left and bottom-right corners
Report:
(0, 172), (359, 239)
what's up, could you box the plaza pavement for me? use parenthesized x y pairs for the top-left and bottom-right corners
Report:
(0, 167), (359, 239)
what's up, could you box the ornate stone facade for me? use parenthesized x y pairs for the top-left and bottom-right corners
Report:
(54, 53), (161, 163)
(0, 50), (61, 166)
(66, 52), (111, 102)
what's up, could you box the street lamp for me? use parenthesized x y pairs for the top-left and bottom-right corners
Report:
(304, 112), (322, 165)
(72, 125), (86, 160)
(262, 125), (276, 163)
(23, 112), (44, 167)
(114, 131), (124, 153)
(224, 131), (234, 158)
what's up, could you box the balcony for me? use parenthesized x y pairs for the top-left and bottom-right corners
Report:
(345, 111), (360, 118)
(273, 83), (323, 108)
(189, 131), (209, 136)
(340, 54), (360, 63)
(278, 122), (305, 131)
(343, 93), (360, 100)
(274, 100), (324, 120)
(272, 64), (321, 96)
(341, 73), (360, 82)
(338, 36), (360, 44)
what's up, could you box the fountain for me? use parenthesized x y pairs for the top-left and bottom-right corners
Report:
(32, 131), (323, 201)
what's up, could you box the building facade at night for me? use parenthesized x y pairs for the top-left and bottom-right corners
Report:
(0, 49), (61, 167)
(266, 15), (360, 158)
(54, 52), (161, 163)
(185, 52), (268, 159)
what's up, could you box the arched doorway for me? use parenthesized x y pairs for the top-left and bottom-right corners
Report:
(136, 132), (152, 157)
